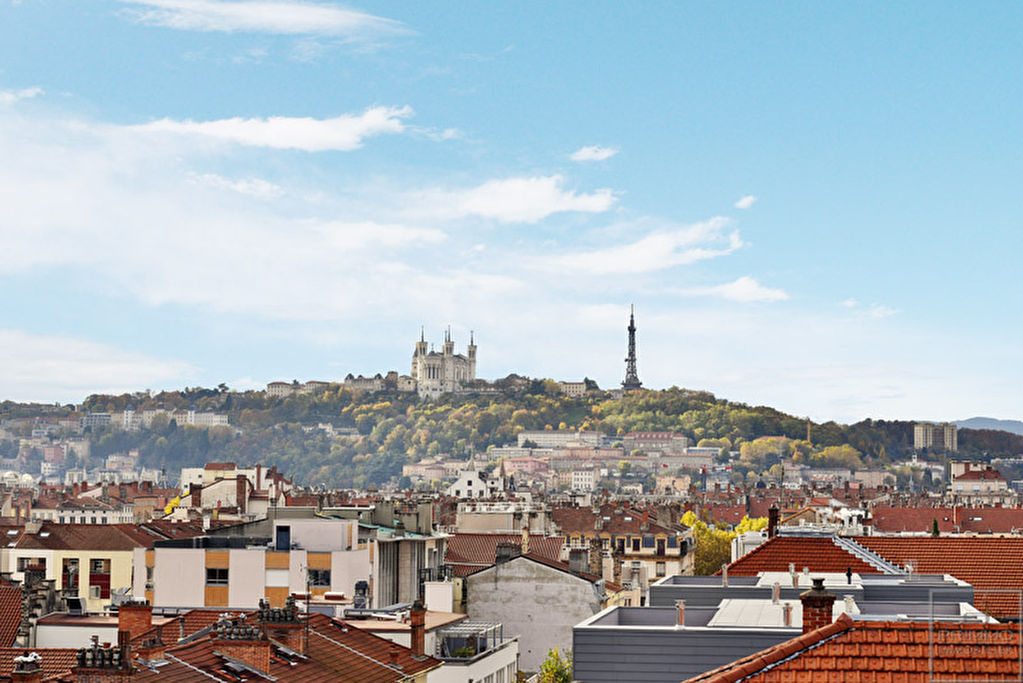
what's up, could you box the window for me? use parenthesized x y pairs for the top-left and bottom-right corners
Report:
(90, 559), (110, 574)
(308, 569), (331, 587)
(656, 561), (666, 577)
(631, 538), (641, 552)
(206, 568), (229, 585)
(18, 557), (45, 572)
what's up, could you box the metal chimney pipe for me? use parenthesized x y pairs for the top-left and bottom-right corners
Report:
(721, 564), (728, 588)
(772, 582), (780, 604)
(675, 599), (685, 627)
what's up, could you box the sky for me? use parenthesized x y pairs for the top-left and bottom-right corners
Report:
(0, 1), (1021, 423)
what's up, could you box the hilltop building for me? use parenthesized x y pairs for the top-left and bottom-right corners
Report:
(412, 328), (477, 398)
(913, 421), (957, 452)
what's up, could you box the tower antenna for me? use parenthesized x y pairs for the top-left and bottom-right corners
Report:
(622, 305), (643, 391)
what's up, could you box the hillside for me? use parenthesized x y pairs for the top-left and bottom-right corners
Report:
(6, 385), (1023, 487)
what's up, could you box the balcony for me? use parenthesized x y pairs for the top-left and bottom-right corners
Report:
(435, 622), (512, 663)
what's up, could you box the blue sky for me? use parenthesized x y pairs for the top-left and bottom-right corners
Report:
(0, 1), (1020, 423)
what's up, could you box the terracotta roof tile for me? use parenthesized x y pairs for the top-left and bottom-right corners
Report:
(855, 536), (1023, 620)
(723, 536), (879, 576)
(444, 532), (563, 575)
(872, 505), (1023, 534)
(685, 615), (1023, 682)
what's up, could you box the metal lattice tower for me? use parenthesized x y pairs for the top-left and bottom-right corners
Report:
(622, 305), (643, 390)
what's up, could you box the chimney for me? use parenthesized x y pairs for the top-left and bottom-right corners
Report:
(410, 599), (426, 657)
(236, 478), (247, 515)
(612, 551), (622, 587)
(569, 548), (587, 575)
(720, 564), (728, 588)
(212, 616), (270, 673)
(258, 596), (304, 655)
(189, 483), (202, 508)
(73, 631), (133, 676)
(588, 536), (602, 576)
(799, 577), (836, 634)
(521, 525), (530, 555)
(782, 602), (793, 627)
(117, 599), (152, 640)
(495, 541), (521, 564)
(674, 600), (685, 628)
(767, 505), (779, 538)
(11, 652), (42, 683)
(135, 634), (166, 665)
(388, 644), (401, 666)
(789, 563), (798, 588)
(771, 582), (780, 604)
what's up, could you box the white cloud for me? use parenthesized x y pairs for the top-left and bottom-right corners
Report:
(0, 330), (194, 402)
(419, 175), (617, 223)
(842, 298), (859, 308)
(119, 0), (406, 38)
(570, 145), (618, 162)
(734, 194), (757, 210)
(189, 172), (283, 198)
(130, 105), (413, 151)
(0, 86), (42, 105)
(868, 303), (898, 318)
(676, 276), (789, 303)
(550, 217), (742, 275)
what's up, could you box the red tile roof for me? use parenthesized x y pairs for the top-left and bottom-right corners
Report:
(149, 613), (441, 683)
(552, 505), (675, 536)
(445, 532), (563, 576)
(955, 468), (1005, 480)
(685, 614), (1023, 682)
(723, 536), (879, 576)
(0, 579), (23, 648)
(871, 505), (1023, 534)
(0, 648), (78, 681)
(855, 536), (1023, 620)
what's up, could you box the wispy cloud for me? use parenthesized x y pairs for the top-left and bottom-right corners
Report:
(675, 276), (789, 303)
(0, 86), (43, 105)
(119, 0), (407, 38)
(570, 145), (618, 162)
(418, 175), (617, 223)
(189, 172), (283, 198)
(842, 298), (899, 318)
(129, 106), (413, 151)
(868, 303), (898, 318)
(734, 194), (757, 209)
(0, 329), (194, 402)
(550, 217), (742, 275)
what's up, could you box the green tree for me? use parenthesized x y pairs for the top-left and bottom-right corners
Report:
(538, 646), (572, 683)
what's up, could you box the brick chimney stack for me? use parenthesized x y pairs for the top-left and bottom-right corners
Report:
(12, 652), (42, 683)
(118, 599), (152, 640)
(520, 525), (530, 556)
(410, 599), (426, 657)
(211, 616), (270, 673)
(587, 536), (603, 577)
(800, 577), (836, 634)
(767, 505), (779, 539)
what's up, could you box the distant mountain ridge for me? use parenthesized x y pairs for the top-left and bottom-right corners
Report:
(956, 417), (1023, 436)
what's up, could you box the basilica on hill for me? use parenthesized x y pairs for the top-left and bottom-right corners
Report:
(411, 328), (477, 398)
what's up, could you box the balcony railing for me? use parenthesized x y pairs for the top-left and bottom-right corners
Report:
(435, 622), (508, 662)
